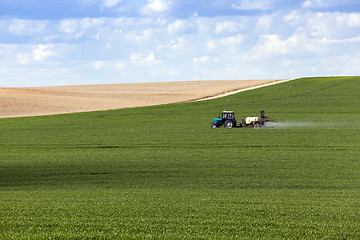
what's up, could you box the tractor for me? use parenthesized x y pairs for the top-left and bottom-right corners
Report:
(211, 110), (274, 128)
(211, 111), (237, 128)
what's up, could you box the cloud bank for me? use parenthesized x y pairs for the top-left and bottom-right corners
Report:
(0, 0), (360, 86)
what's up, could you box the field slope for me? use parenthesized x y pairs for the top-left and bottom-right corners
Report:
(1, 77), (360, 239)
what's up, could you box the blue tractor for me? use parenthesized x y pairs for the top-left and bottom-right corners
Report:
(211, 111), (237, 128)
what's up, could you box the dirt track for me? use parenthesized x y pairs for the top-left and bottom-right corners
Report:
(0, 80), (286, 118)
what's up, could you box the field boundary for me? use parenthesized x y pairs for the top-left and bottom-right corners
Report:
(1, 79), (294, 118)
(194, 79), (294, 102)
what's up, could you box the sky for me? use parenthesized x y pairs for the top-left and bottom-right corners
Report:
(1, 0), (360, 87)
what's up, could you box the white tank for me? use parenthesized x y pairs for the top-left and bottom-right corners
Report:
(245, 117), (259, 125)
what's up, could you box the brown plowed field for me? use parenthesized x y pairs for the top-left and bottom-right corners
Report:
(0, 80), (284, 118)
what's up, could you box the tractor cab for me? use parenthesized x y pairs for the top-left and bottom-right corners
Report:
(222, 111), (235, 119)
(211, 111), (237, 128)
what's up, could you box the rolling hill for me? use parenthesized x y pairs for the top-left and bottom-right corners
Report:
(1, 77), (359, 239)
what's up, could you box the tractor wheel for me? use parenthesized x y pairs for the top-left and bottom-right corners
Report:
(211, 124), (217, 128)
(253, 121), (261, 128)
(224, 120), (234, 128)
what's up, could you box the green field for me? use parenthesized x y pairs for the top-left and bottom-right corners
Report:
(1, 77), (360, 239)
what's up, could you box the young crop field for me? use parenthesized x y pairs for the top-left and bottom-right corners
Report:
(1, 77), (360, 239)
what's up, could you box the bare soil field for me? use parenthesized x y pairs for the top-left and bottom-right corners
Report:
(0, 80), (287, 118)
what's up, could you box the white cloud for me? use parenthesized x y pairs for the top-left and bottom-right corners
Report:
(125, 28), (159, 43)
(140, 0), (171, 15)
(114, 61), (126, 69)
(80, 17), (106, 30)
(336, 13), (360, 27)
(302, 0), (359, 8)
(255, 34), (288, 55)
(284, 11), (301, 25)
(220, 34), (243, 45)
(17, 53), (30, 65)
(206, 40), (217, 51)
(101, 0), (122, 9)
(215, 21), (242, 35)
(302, 0), (323, 8)
(283, 11), (360, 40)
(58, 17), (107, 41)
(148, 67), (181, 78)
(207, 34), (243, 51)
(60, 19), (78, 34)
(232, 0), (274, 10)
(166, 37), (185, 50)
(93, 61), (105, 70)
(168, 20), (195, 35)
(8, 19), (48, 35)
(253, 34), (300, 59)
(14, 44), (54, 65)
(196, 18), (212, 35)
(33, 44), (54, 61)
(251, 30), (350, 61)
(302, 0), (360, 8)
(193, 56), (218, 64)
(193, 56), (210, 64)
(256, 14), (275, 32)
(130, 51), (161, 65)
(59, 20), (84, 41)
(305, 12), (360, 39)
(165, 68), (181, 77)
(77, 0), (97, 7)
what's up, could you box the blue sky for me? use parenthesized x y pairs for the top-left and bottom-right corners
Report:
(1, 0), (360, 87)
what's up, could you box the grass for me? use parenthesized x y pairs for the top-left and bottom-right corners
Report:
(1, 76), (360, 239)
